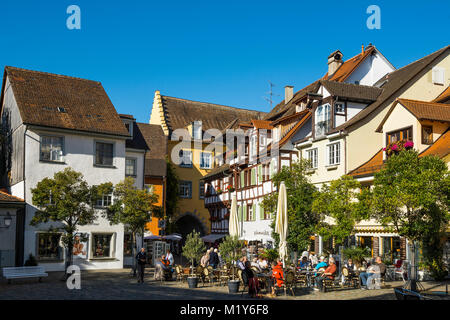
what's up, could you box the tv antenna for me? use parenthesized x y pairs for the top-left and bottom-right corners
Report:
(263, 81), (279, 108)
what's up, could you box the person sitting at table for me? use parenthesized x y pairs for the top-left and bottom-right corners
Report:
(251, 257), (262, 272)
(340, 258), (357, 285)
(314, 256), (328, 276)
(298, 256), (309, 269)
(242, 261), (259, 298)
(359, 256), (386, 289)
(309, 254), (318, 267)
(267, 260), (284, 296)
(209, 248), (220, 269)
(237, 256), (247, 270)
(314, 257), (337, 292)
(258, 257), (269, 271)
(200, 250), (210, 268)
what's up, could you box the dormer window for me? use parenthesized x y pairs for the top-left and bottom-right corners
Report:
(315, 104), (331, 138)
(192, 121), (202, 140)
(335, 102), (345, 115)
(123, 120), (133, 137)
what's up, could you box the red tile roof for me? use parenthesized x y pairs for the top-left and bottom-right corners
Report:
(419, 129), (450, 158)
(3, 66), (130, 137)
(0, 190), (24, 203)
(432, 86), (450, 103)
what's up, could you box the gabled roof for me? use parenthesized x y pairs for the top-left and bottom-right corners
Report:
(263, 81), (320, 121)
(264, 46), (383, 122)
(324, 46), (377, 82)
(2, 66), (129, 137)
(0, 190), (24, 204)
(139, 123), (167, 177)
(349, 129), (450, 178)
(201, 164), (231, 181)
(251, 120), (273, 130)
(432, 86), (450, 103)
(333, 45), (450, 133)
(159, 95), (265, 133)
(320, 80), (383, 102)
(419, 128), (450, 158)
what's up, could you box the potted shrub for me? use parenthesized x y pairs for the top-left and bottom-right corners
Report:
(219, 235), (244, 293)
(182, 231), (205, 288)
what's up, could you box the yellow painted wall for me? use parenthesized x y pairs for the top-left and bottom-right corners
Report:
(168, 141), (212, 233)
(145, 177), (164, 236)
(347, 54), (450, 171)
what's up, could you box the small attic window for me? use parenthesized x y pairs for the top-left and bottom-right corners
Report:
(57, 107), (67, 113)
(42, 106), (53, 111)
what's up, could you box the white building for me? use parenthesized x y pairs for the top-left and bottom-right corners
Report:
(0, 66), (131, 271)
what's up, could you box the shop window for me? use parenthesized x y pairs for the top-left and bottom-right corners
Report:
(37, 233), (62, 261)
(92, 234), (113, 258)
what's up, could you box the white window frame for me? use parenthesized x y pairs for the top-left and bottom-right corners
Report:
(179, 181), (192, 199)
(327, 142), (341, 166)
(145, 184), (154, 193)
(40, 136), (64, 162)
(200, 152), (212, 169)
(96, 193), (112, 208)
(432, 66), (445, 85)
(306, 148), (318, 169)
(91, 233), (115, 259)
(192, 121), (202, 140)
(179, 150), (193, 168)
(125, 157), (137, 176)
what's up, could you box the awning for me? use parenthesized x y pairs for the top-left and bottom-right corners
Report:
(144, 234), (183, 241)
(201, 234), (227, 243)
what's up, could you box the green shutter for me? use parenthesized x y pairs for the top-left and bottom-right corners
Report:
(270, 161), (274, 179)
(259, 204), (265, 220)
(238, 206), (242, 222)
(240, 172), (245, 188)
(252, 204), (257, 221)
(251, 168), (256, 185)
(243, 205), (247, 221)
(258, 165), (262, 184)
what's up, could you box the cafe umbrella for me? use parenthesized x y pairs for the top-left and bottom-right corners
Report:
(275, 182), (288, 268)
(229, 194), (240, 237)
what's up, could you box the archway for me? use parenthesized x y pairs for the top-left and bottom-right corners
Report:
(174, 214), (206, 245)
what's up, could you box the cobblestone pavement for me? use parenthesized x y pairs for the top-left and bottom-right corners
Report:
(0, 269), (448, 300)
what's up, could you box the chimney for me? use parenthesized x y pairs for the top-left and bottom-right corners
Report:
(361, 44), (364, 55)
(327, 50), (344, 76)
(285, 85), (294, 104)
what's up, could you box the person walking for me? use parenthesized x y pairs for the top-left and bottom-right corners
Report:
(136, 247), (147, 284)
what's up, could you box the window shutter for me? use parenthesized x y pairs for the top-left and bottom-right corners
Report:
(251, 168), (256, 185)
(238, 206), (242, 222)
(270, 161), (274, 179)
(252, 203), (257, 221)
(258, 165), (262, 184)
(259, 203), (264, 220)
(243, 205), (247, 221)
(240, 171), (245, 188)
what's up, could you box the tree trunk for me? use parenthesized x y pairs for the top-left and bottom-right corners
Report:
(410, 241), (417, 292)
(63, 236), (74, 281)
(132, 232), (137, 277)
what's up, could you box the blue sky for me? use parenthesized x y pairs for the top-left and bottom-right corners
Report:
(0, 0), (449, 122)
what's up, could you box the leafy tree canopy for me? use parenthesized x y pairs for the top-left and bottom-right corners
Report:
(312, 175), (370, 246)
(261, 159), (319, 253)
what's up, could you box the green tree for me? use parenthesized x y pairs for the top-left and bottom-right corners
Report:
(370, 150), (449, 286)
(105, 177), (159, 275)
(312, 175), (370, 248)
(165, 158), (180, 234)
(219, 235), (245, 280)
(182, 231), (205, 276)
(261, 159), (319, 256)
(31, 168), (111, 277)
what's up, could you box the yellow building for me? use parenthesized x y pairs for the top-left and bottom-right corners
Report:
(150, 91), (264, 239)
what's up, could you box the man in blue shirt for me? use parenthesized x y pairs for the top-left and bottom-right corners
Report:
(314, 256), (328, 276)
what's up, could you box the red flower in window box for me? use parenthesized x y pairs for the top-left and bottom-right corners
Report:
(226, 185), (235, 193)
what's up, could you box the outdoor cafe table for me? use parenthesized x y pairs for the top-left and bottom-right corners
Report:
(296, 269), (316, 287)
(256, 273), (272, 292)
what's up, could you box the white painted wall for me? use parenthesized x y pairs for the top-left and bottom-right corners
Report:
(21, 128), (127, 271)
(345, 51), (395, 86)
(126, 150), (145, 189)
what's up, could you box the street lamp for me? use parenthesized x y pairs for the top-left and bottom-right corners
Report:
(0, 212), (12, 228)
